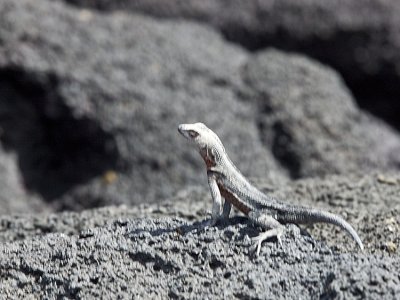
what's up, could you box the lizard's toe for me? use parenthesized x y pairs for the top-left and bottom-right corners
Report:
(249, 239), (262, 257)
(250, 227), (285, 255)
(277, 232), (283, 247)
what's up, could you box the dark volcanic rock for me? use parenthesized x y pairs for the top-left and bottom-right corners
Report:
(241, 50), (400, 178)
(0, 173), (399, 298)
(57, 0), (400, 130)
(0, 0), (285, 210)
(0, 145), (46, 215)
(1, 0), (400, 213)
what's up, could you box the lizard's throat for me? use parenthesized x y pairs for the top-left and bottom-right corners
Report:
(199, 147), (216, 169)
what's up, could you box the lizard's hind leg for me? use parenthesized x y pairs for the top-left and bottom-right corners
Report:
(248, 211), (285, 256)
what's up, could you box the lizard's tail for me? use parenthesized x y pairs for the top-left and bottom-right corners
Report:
(278, 208), (364, 250)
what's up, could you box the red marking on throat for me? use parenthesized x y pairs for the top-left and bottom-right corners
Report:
(200, 148), (216, 169)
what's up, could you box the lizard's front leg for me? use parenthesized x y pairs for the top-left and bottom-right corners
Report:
(222, 201), (232, 218)
(206, 172), (223, 227)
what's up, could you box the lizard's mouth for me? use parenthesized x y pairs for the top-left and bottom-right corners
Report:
(178, 124), (185, 135)
(178, 124), (186, 138)
(178, 124), (191, 139)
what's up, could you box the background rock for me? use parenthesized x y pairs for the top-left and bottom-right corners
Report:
(1, 0), (400, 213)
(0, 145), (46, 215)
(56, 0), (400, 130)
(0, 0), (285, 211)
(241, 50), (400, 178)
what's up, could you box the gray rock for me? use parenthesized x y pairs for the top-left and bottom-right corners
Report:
(0, 173), (399, 298)
(58, 0), (400, 129)
(0, 0), (285, 210)
(241, 50), (400, 178)
(1, 0), (400, 213)
(0, 145), (46, 215)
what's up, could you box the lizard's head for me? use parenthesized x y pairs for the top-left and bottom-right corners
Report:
(178, 122), (225, 154)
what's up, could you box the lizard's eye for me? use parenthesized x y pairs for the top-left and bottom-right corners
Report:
(189, 130), (199, 138)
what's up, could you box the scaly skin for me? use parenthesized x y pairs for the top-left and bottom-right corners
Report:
(178, 122), (364, 255)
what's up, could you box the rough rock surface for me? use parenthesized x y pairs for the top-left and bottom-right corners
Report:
(241, 50), (400, 178)
(2, 0), (400, 214)
(58, 0), (400, 129)
(0, 173), (399, 298)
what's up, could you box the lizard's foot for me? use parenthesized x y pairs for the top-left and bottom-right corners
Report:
(250, 227), (284, 256)
(197, 215), (230, 231)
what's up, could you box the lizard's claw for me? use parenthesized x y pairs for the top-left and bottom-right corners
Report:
(277, 232), (283, 247)
(250, 237), (263, 257)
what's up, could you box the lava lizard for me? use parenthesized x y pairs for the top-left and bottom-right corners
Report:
(178, 122), (364, 255)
